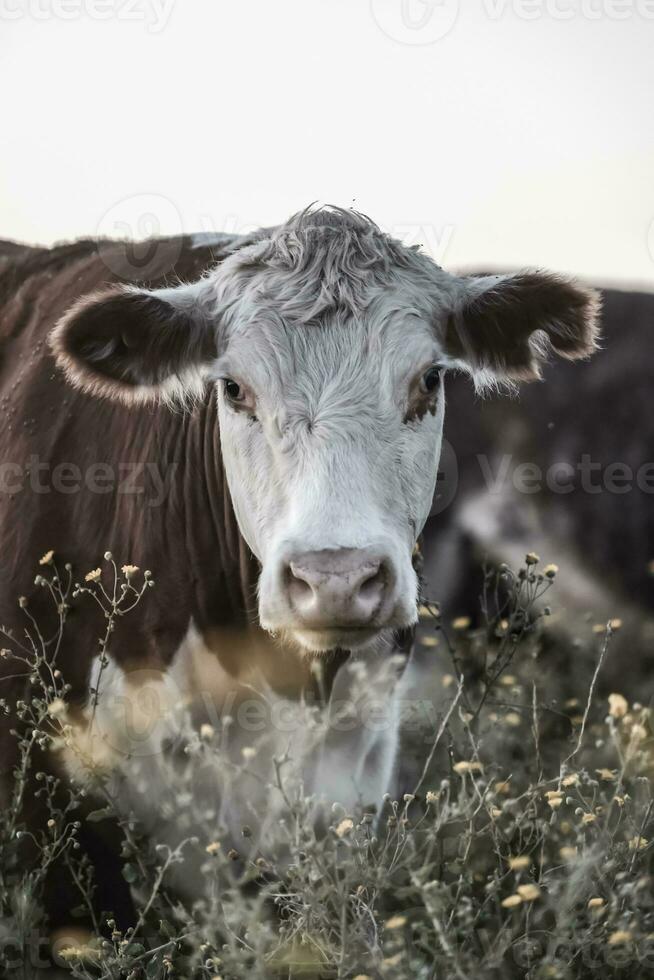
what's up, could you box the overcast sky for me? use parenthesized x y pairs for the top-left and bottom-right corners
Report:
(2, 0), (653, 285)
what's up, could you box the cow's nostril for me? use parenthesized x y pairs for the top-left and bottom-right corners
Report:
(286, 564), (315, 604)
(358, 565), (385, 600)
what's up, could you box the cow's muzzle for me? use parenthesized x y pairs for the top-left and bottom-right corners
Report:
(286, 547), (391, 628)
(259, 543), (418, 652)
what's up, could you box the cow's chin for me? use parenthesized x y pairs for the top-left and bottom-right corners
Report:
(290, 626), (384, 655)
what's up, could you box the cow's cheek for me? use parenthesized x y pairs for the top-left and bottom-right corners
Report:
(400, 417), (445, 540)
(219, 420), (266, 558)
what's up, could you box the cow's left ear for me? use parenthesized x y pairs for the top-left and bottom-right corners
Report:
(445, 272), (600, 382)
(50, 285), (217, 403)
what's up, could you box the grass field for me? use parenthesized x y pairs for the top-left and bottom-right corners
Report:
(1, 555), (652, 979)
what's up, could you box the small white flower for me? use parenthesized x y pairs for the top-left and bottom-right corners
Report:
(335, 818), (354, 838)
(608, 693), (628, 719)
(453, 760), (482, 774)
(608, 930), (633, 945)
(47, 698), (67, 718)
(508, 856), (531, 871)
(501, 894), (523, 909)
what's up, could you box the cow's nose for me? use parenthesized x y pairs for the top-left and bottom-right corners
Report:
(286, 548), (390, 628)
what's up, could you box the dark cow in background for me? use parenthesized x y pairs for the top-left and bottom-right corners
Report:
(0, 209), (599, 940)
(420, 285), (654, 693)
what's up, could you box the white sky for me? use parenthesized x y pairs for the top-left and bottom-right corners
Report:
(2, 0), (653, 285)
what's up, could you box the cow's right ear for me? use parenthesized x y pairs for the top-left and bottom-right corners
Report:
(50, 286), (217, 403)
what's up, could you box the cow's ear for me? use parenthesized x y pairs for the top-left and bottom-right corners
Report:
(445, 272), (600, 383)
(50, 286), (216, 403)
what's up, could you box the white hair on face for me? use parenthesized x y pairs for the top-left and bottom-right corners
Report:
(203, 211), (451, 648)
(205, 206), (460, 343)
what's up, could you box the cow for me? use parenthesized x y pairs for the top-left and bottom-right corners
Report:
(0, 207), (598, 934)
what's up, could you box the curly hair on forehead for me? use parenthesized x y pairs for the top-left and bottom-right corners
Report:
(282, 204), (383, 235)
(220, 205), (433, 323)
(270, 204), (413, 270)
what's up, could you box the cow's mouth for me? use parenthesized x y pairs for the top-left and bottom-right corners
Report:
(291, 625), (383, 654)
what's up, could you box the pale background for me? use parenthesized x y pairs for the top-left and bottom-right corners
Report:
(2, 0), (653, 286)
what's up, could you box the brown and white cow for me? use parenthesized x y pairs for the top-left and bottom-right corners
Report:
(0, 207), (598, 927)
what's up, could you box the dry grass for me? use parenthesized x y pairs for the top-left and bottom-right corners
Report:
(0, 555), (652, 979)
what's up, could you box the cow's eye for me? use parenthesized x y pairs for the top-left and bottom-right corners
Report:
(223, 378), (243, 402)
(421, 366), (442, 394)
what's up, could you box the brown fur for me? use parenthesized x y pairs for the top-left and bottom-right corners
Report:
(446, 271), (600, 380)
(0, 236), (271, 933)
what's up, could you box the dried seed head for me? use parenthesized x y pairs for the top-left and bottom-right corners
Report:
(608, 693), (628, 719)
(508, 856), (531, 871)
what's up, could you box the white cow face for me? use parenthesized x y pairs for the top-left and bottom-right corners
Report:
(53, 208), (599, 654)
(214, 302), (446, 652)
